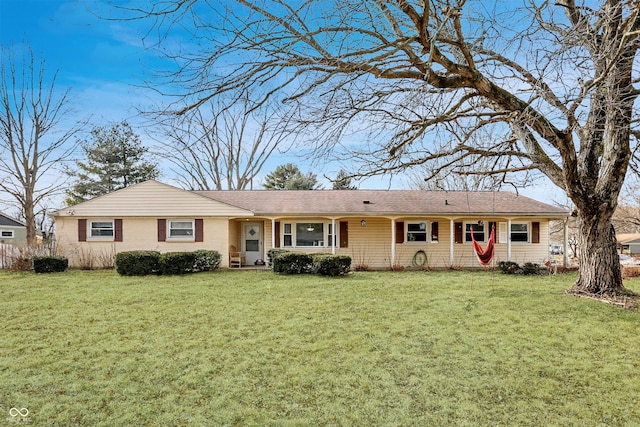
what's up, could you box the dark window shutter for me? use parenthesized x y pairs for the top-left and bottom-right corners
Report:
(395, 221), (404, 244)
(532, 222), (540, 244)
(78, 219), (87, 242)
(340, 221), (349, 248)
(431, 222), (439, 242)
(114, 219), (123, 242)
(488, 221), (496, 243)
(454, 222), (463, 244)
(195, 219), (203, 242)
(157, 219), (166, 242)
(275, 221), (281, 247)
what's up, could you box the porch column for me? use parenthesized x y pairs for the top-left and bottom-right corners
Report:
(331, 218), (336, 255)
(271, 218), (276, 249)
(563, 218), (569, 267)
(450, 218), (454, 266)
(507, 218), (512, 261)
(391, 218), (396, 265)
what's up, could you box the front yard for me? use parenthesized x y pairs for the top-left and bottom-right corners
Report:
(1, 270), (639, 426)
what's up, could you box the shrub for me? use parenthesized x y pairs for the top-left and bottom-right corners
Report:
(267, 248), (289, 267)
(498, 261), (522, 275)
(312, 254), (351, 276)
(193, 250), (221, 272)
(159, 252), (198, 275)
(521, 262), (542, 275)
(273, 252), (313, 274)
(32, 255), (68, 273)
(115, 251), (160, 276)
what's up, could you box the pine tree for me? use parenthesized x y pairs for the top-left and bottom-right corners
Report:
(65, 122), (159, 205)
(263, 163), (320, 190)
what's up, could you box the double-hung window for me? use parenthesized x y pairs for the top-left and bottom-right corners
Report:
(406, 222), (428, 242)
(169, 220), (194, 238)
(90, 220), (114, 238)
(465, 222), (485, 242)
(510, 222), (529, 242)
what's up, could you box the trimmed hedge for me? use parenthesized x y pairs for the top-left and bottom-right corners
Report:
(193, 250), (221, 272)
(115, 250), (221, 276)
(115, 251), (160, 276)
(312, 254), (352, 276)
(32, 256), (68, 273)
(273, 252), (313, 274)
(159, 252), (197, 275)
(267, 248), (289, 267)
(498, 260), (542, 275)
(272, 252), (352, 276)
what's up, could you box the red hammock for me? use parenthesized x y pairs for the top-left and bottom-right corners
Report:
(470, 225), (495, 266)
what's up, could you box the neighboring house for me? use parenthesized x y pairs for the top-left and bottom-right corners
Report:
(0, 213), (27, 246)
(617, 233), (640, 255)
(51, 180), (569, 269)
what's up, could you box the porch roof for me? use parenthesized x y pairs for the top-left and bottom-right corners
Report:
(195, 190), (568, 218)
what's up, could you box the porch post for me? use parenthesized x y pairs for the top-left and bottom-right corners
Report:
(449, 218), (455, 266)
(507, 218), (512, 261)
(271, 218), (276, 249)
(331, 218), (336, 255)
(391, 218), (396, 265)
(563, 218), (568, 267)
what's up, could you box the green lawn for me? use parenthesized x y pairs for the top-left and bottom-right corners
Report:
(1, 270), (639, 426)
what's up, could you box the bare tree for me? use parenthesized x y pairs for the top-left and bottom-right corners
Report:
(155, 98), (293, 190)
(120, 1), (640, 298)
(0, 45), (86, 245)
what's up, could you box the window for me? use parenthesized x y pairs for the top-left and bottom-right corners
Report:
(90, 221), (114, 238)
(281, 222), (331, 248)
(296, 223), (324, 246)
(283, 223), (292, 247)
(510, 223), (529, 242)
(465, 222), (485, 242)
(169, 220), (194, 238)
(1, 230), (14, 238)
(407, 221), (428, 242)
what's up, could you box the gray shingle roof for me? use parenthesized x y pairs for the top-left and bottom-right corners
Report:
(194, 190), (568, 217)
(0, 213), (25, 227)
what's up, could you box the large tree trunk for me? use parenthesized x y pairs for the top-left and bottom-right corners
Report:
(570, 210), (624, 296)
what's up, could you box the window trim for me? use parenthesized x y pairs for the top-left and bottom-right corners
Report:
(0, 229), (15, 239)
(464, 221), (486, 243)
(280, 221), (336, 248)
(510, 222), (530, 244)
(88, 220), (115, 240)
(405, 220), (431, 244)
(167, 219), (195, 240)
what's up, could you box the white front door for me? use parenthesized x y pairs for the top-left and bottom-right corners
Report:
(242, 222), (263, 266)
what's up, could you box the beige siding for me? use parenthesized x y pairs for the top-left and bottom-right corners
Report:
(56, 216), (230, 268)
(57, 181), (252, 218)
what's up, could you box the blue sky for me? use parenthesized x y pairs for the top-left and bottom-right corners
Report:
(0, 0), (565, 204)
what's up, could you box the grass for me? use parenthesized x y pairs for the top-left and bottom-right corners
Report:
(1, 269), (639, 426)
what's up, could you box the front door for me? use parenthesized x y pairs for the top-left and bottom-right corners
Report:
(242, 222), (263, 266)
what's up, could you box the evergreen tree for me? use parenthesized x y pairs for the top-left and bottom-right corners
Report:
(263, 163), (320, 190)
(65, 122), (159, 205)
(332, 169), (357, 190)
